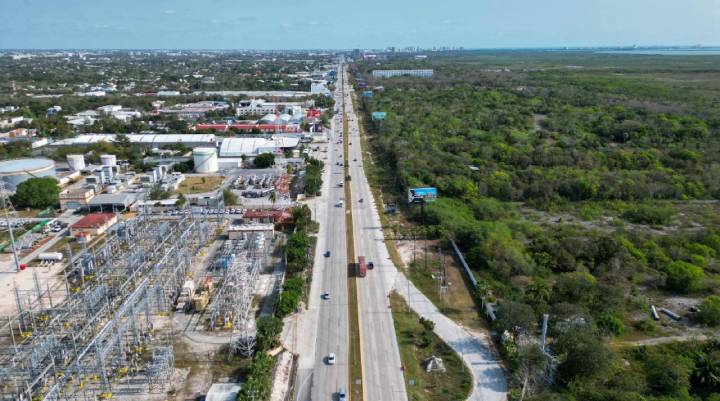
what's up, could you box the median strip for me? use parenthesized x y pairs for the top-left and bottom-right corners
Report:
(343, 75), (365, 401)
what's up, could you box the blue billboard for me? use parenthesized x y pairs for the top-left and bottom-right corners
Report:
(371, 111), (386, 121)
(408, 187), (438, 204)
(362, 91), (373, 98)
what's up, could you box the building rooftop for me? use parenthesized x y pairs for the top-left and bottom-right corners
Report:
(71, 213), (117, 229)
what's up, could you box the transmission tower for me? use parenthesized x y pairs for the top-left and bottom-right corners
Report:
(0, 180), (21, 272)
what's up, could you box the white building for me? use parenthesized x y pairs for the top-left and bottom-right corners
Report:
(219, 137), (299, 157)
(371, 69), (434, 78)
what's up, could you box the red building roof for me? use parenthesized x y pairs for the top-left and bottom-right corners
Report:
(194, 123), (300, 133)
(243, 209), (292, 223)
(71, 213), (117, 229)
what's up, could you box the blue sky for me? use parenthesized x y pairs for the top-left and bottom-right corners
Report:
(1, 0), (718, 49)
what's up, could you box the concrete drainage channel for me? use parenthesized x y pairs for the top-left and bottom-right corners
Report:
(343, 78), (365, 401)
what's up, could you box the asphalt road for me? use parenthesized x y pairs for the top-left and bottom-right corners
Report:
(342, 63), (409, 401)
(293, 73), (350, 401)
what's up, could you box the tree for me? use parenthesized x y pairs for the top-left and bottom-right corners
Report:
(148, 184), (171, 200)
(694, 350), (720, 391)
(269, 191), (277, 207)
(644, 351), (693, 396)
(176, 193), (186, 207)
(694, 296), (720, 327)
(255, 316), (283, 351)
(495, 300), (536, 335)
(223, 188), (238, 206)
(11, 177), (60, 209)
(554, 327), (610, 383)
(514, 344), (549, 400)
(254, 153), (275, 168)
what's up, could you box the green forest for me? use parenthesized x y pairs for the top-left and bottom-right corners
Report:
(355, 51), (720, 401)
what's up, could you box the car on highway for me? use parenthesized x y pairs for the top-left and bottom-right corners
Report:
(322, 292), (330, 300)
(337, 387), (347, 401)
(327, 353), (336, 364)
(336, 200), (344, 207)
(368, 261), (374, 269)
(337, 182), (344, 187)
(324, 251), (331, 257)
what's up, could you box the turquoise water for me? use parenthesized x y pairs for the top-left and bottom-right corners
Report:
(600, 49), (720, 56)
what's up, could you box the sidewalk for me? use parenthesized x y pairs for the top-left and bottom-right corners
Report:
(394, 274), (508, 401)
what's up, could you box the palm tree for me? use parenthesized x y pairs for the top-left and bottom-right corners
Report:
(525, 278), (551, 305)
(694, 350), (720, 389)
(269, 191), (277, 208)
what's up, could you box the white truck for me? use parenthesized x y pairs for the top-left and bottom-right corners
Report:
(176, 280), (196, 312)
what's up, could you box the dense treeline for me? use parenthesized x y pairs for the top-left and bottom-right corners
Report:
(356, 53), (720, 401)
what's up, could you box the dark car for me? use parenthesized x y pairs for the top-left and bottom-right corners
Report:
(324, 251), (331, 257)
(368, 262), (374, 269)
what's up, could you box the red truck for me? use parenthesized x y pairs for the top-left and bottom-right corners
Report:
(357, 256), (367, 278)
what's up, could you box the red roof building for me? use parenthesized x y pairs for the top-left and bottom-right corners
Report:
(70, 213), (118, 239)
(241, 209), (292, 225)
(194, 123), (301, 133)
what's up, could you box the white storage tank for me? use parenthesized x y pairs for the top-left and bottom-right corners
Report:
(66, 154), (86, 171)
(193, 147), (219, 173)
(0, 158), (56, 191)
(100, 154), (117, 167)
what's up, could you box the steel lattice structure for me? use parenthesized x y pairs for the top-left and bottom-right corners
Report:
(0, 212), (216, 401)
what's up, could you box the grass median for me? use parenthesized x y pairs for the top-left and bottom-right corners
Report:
(343, 85), (364, 401)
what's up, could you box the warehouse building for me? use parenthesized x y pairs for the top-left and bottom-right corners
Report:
(218, 137), (300, 158)
(371, 69), (434, 78)
(52, 134), (217, 148)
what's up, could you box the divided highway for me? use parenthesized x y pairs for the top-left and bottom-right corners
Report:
(292, 78), (349, 401)
(342, 64), (409, 401)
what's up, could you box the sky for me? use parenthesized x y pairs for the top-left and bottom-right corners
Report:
(1, 0), (719, 49)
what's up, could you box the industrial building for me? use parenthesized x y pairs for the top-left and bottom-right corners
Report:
(53, 133), (217, 148)
(69, 212), (118, 240)
(218, 137), (300, 158)
(0, 158), (56, 191)
(235, 99), (308, 117)
(59, 187), (95, 210)
(371, 69), (434, 78)
(158, 101), (229, 120)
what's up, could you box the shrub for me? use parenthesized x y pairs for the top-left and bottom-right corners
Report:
(664, 261), (704, 293)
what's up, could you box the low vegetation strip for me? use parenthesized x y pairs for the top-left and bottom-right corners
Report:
(389, 291), (473, 401)
(344, 93), (364, 401)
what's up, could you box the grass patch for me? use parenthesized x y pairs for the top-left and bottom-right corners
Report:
(176, 175), (224, 194)
(389, 291), (473, 401)
(405, 256), (487, 332)
(344, 87), (364, 401)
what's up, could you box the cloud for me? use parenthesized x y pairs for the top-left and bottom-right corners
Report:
(211, 19), (219, 24)
(163, 10), (175, 15)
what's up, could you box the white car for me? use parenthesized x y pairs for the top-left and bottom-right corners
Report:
(327, 353), (336, 365)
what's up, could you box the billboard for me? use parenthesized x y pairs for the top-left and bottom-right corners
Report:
(408, 187), (438, 204)
(371, 111), (386, 121)
(362, 91), (373, 98)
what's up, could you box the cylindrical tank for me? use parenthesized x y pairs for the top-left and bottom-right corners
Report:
(193, 147), (219, 173)
(66, 154), (86, 171)
(38, 252), (63, 261)
(0, 158), (56, 191)
(100, 154), (117, 167)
